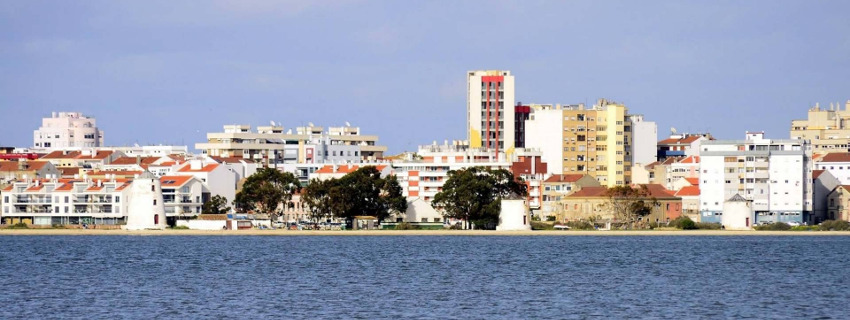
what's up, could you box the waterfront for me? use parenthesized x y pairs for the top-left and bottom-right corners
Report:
(1, 236), (848, 319)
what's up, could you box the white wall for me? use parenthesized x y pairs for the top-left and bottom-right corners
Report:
(525, 109), (564, 174)
(630, 115), (657, 166)
(497, 199), (530, 231)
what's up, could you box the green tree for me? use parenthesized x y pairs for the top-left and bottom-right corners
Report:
(202, 195), (231, 214)
(325, 166), (407, 222)
(379, 174), (408, 221)
(431, 167), (527, 230)
(301, 178), (337, 223)
(605, 185), (656, 229)
(233, 168), (301, 223)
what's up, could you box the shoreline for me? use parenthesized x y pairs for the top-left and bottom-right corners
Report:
(1, 229), (850, 236)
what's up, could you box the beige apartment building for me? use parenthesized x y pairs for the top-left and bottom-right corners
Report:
(791, 101), (850, 152)
(525, 99), (633, 187)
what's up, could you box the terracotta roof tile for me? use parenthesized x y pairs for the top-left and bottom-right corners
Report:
(544, 174), (586, 183)
(675, 185), (701, 197)
(159, 175), (195, 188)
(0, 161), (50, 172)
(812, 170), (824, 180)
(566, 186), (609, 197)
(109, 156), (159, 165)
(179, 163), (220, 173)
(685, 178), (700, 185)
(41, 151), (81, 159)
(821, 153), (850, 163)
(679, 156), (700, 164)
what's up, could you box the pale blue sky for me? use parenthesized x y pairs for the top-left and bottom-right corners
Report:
(1, 1), (848, 153)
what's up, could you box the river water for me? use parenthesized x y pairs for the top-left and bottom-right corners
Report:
(0, 235), (847, 319)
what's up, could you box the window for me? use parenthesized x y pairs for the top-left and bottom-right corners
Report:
(65, 207), (69, 213)
(153, 199), (157, 205)
(151, 185), (155, 192)
(65, 196), (69, 203)
(115, 196), (120, 203)
(3, 196), (6, 203)
(421, 218), (428, 222)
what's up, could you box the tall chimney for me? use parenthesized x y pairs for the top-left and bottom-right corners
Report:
(136, 155), (141, 166)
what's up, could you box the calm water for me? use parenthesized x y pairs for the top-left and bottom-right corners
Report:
(1, 236), (848, 319)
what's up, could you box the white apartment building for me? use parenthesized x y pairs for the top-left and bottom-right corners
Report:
(629, 114), (658, 166)
(467, 70), (516, 154)
(1, 177), (131, 226)
(813, 153), (850, 184)
(524, 105), (564, 174)
(33, 112), (103, 149)
(699, 132), (813, 225)
(159, 175), (208, 217)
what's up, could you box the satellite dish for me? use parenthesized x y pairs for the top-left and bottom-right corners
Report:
(671, 127), (678, 134)
(286, 129), (292, 134)
(345, 121), (351, 127)
(270, 121), (276, 126)
(308, 122), (314, 127)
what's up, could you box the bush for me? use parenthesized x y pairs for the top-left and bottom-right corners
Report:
(819, 220), (850, 231)
(695, 222), (721, 230)
(394, 222), (419, 230)
(531, 221), (554, 230)
(668, 216), (697, 230)
(171, 225), (190, 230)
(8, 223), (29, 229)
(790, 225), (818, 231)
(754, 222), (791, 231)
(565, 220), (595, 230)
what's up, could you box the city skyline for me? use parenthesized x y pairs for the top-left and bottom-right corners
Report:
(1, 1), (849, 153)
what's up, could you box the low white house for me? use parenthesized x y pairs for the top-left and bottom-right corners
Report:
(496, 199), (531, 231)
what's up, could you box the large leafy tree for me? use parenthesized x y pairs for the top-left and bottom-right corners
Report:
(202, 195), (231, 214)
(301, 178), (337, 223)
(326, 166), (407, 222)
(233, 168), (301, 222)
(604, 185), (657, 228)
(431, 167), (527, 229)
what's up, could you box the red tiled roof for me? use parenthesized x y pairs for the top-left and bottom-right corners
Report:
(544, 174), (586, 183)
(76, 151), (114, 160)
(0, 161), (50, 172)
(109, 156), (159, 165)
(25, 184), (44, 192)
(679, 156), (700, 164)
(2, 185), (13, 192)
(821, 153), (850, 163)
(685, 178), (700, 185)
(179, 163), (220, 173)
(160, 175), (195, 188)
(840, 185), (850, 192)
(812, 170), (825, 180)
(566, 186), (609, 197)
(41, 151), (82, 159)
(644, 184), (678, 198)
(675, 185), (701, 197)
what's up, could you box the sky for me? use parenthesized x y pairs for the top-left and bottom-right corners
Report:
(1, 1), (849, 154)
